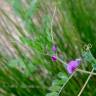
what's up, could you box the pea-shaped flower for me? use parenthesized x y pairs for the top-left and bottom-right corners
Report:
(51, 55), (57, 62)
(67, 59), (81, 74)
(52, 45), (57, 52)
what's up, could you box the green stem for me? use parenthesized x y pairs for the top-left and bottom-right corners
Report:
(77, 68), (96, 75)
(58, 71), (76, 96)
(51, 6), (56, 43)
(77, 68), (94, 96)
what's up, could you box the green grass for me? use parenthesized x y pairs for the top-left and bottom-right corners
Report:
(0, 0), (96, 96)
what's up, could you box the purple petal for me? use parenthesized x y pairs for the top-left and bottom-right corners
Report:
(67, 60), (81, 74)
(52, 45), (57, 51)
(51, 55), (57, 61)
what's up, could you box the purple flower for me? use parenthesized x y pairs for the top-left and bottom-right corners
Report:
(51, 55), (57, 61)
(67, 59), (81, 74)
(52, 45), (57, 52)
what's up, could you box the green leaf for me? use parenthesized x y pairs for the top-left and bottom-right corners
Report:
(82, 51), (94, 62)
(57, 72), (68, 80)
(92, 64), (96, 70)
(8, 58), (37, 77)
(46, 72), (68, 96)
(46, 92), (58, 96)
(82, 50), (96, 70)
(52, 79), (64, 86)
(49, 85), (61, 92)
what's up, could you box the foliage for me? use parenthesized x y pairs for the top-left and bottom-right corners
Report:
(0, 0), (96, 96)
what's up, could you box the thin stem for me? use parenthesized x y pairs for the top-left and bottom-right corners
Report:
(77, 68), (96, 76)
(56, 56), (67, 66)
(37, 53), (67, 66)
(77, 68), (94, 96)
(51, 6), (56, 43)
(58, 71), (76, 96)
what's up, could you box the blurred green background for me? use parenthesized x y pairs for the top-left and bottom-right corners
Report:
(0, 0), (96, 96)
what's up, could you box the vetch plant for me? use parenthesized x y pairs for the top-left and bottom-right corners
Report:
(51, 45), (57, 61)
(66, 59), (81, 74)
(52, 45), (57, 52)
(1, 0), (96, 96)
(51, 55), (57, 62)
(49, 48), (96, 96)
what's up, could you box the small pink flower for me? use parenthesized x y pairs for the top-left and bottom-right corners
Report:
(51, 55), (57, 61)
(67, 59), (81, 74)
